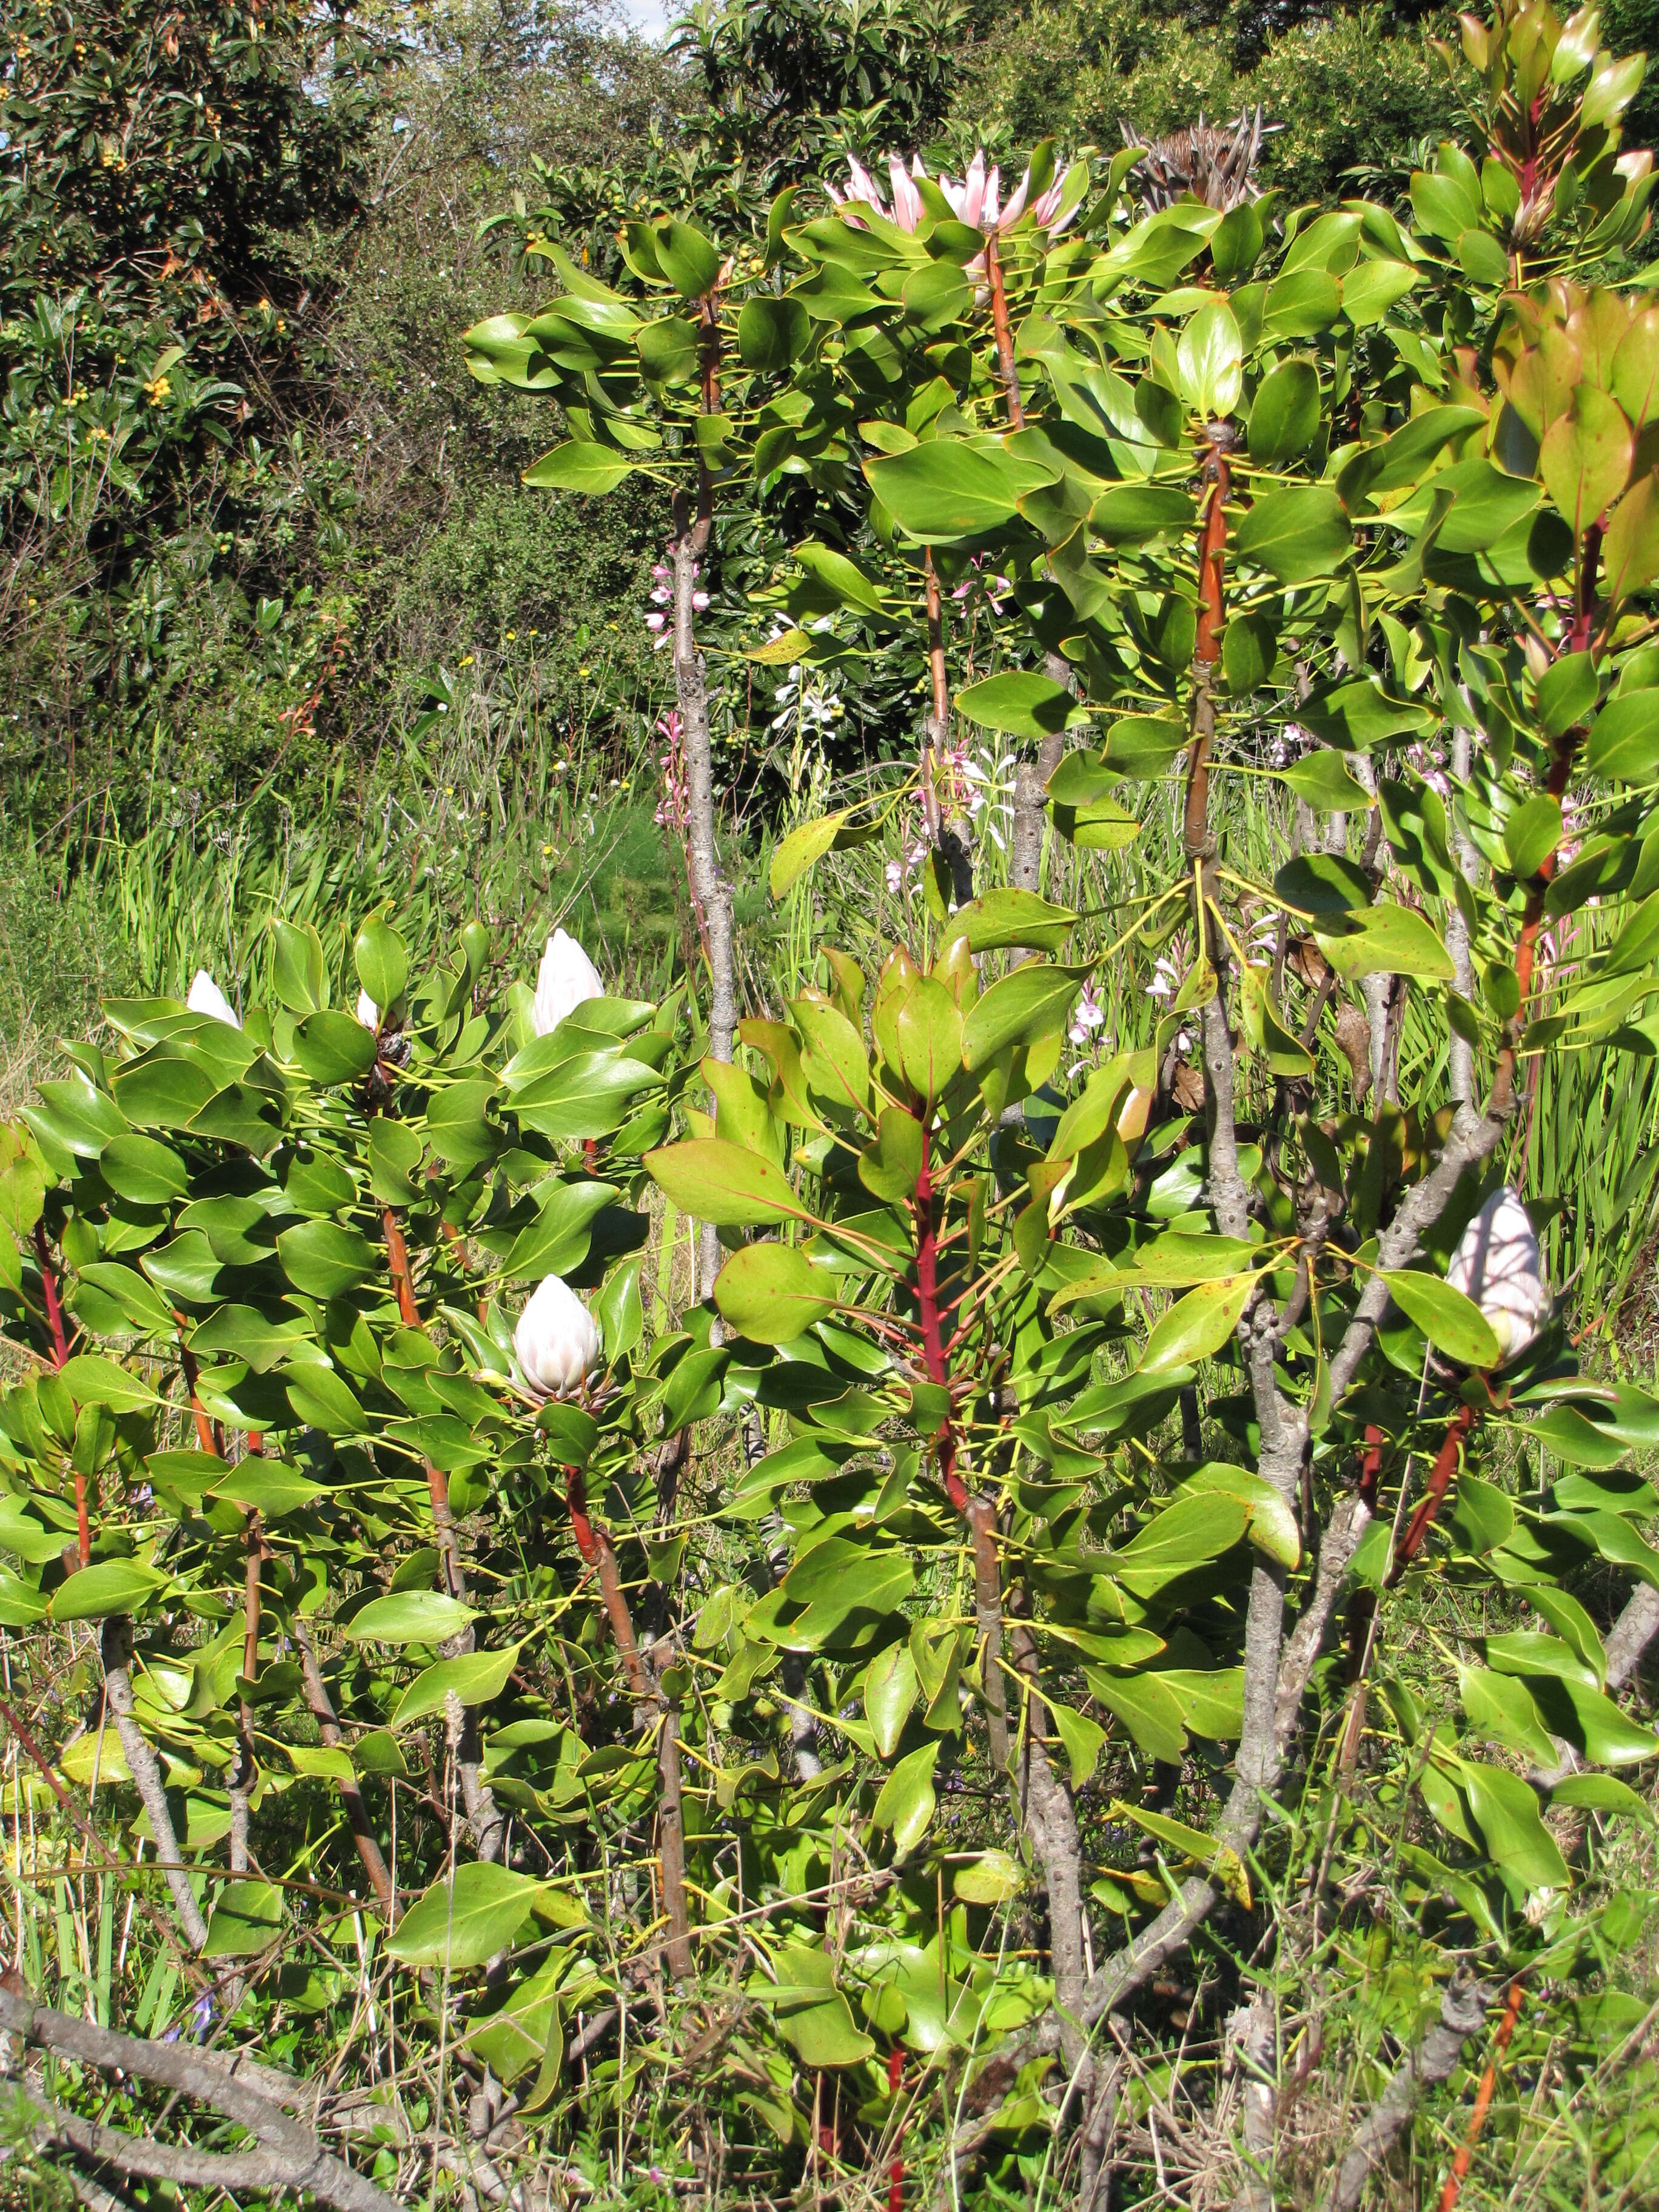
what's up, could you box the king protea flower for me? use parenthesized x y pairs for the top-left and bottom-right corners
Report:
(186, 970), (240, 1028)
(1446, 1187), (1547, 1364)
(514, 1273), (602, 1400)
(532, 927), (605, 1038)
(827, 147), (1082, 260)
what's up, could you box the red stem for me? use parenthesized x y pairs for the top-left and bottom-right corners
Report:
(566, 1466), (648, 1701)
(1388, 1404), (1478, 1584)
(33, 1224), (90, 1567)
(886, 2048), (905, 2212)
(1436, 1980), (1524, 2212)
(911, 1123), (965, 1511)
(985, 235), (1024, 431)
(32, 1222), (70, 1368)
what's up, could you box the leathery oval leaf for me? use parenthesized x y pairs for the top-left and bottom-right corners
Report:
(714, 1242), (838, 1344)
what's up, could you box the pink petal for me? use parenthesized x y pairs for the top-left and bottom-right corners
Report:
(889, 155), (922, 232)
(998, 168), (1031, 230)
(983, 164), (1000, 230)
(846, 158), (886, 212)
(962, 150), (986, 229)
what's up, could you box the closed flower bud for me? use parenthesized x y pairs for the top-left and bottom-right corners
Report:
(532, 927), (605, 1037)
(186, 970), (239, 1027)
(355, 989), (379, 1032)
(1447, 1186), (1546, 1362)
(514, 1273), (602, 1399)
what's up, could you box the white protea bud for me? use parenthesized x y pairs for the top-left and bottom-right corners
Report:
(514, 1274), (602, 1400)
(532, 927), (605, 1038)
(1446, 1186), (1547, 1362)
(186, 970), (240, 1028)
(355, 989), (379, 1032)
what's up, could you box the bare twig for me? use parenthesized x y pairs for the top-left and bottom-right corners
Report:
(1326, 1978), (1492, 2212)
(1, 1985), (401, 2212)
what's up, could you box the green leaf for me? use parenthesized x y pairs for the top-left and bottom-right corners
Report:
(793, 541), (890, 619)
(1175, 300), (1242, 419)
(953, 889), (1076, 956)
(509, 1055), (655, 1144)
(858, 1108), (925, 1204)
(203, 1880), (282, 1959)
(210, 1458), (326, 1518)
(637, 314), (700, 382)
(1381, 1270), (1501, 1367)
(1047, 1698), (1109, 1786)
(347, 1591), (475, 1644)
(1316, 905), (1454, 980)
(871, 1740), (939, 1855)
(865, 1642), (919, 1758)
(272, 920), (325, 1013)
(52, 1560), (163, 1620)
(1460, 1664), (1558, 1767)
(773, 1991), (875, 2068)
(771, 811), (851, 898)
(655, 218), (721, 298)
(112, 1054), (215, 1131)
(962, 964), (1087, 1068)
(1540, 385), (1634, 541)
(1109, 1798), (1249, 1902)
(1112, 1492), (1252, 1591)
(1085, 1673), (1185, 1762)
(354, 917), (408, 1014)
(1222, 610), (1278, 695)
(953, 1849), (1022, 1903)
(501, 1181), (617, 1282)
(1181, 1463), (1300, 1568)
(1140, 1275), (1254, 1372)
(292, 1010), (378, 1085)
(1551, 1772), (1652, 1818)
(737, 295), (809, 370)
(276, 1219), (378, 1299)
(865, 441), (1034, 541)
(1279, 751), (1369, 813)
(1504, 793), (1563, 879)
(523, 441), (635, 494)
(714, 1243), (837, 1344)
(1460, 1760), (1569, 1889)
(393, 1641), (524, 1728)
(189, 1304), (312, 1374)
(955, 671), (1072, 739)
(98, 1134), (189, 1205)
(1234, 484), (1352, 583)
(1587, 686), (1659, 783)
(896, 977), (963, 1104)
(58, 1355), (159, 1412)
(1088, 484), (1195, 543)
(388, 1863), (548, 1970)
(646, 1139), (808, 1229)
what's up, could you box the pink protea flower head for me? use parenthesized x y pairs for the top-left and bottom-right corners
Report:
(826, 147), (1080, 247)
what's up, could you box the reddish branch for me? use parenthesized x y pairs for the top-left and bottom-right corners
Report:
(1387, 1404), (1478, 1586)
(566, 1466), (648, 1701)
(911, 1122), (1010, 1771)
(985, 236), (1024, 429)
(32, 1222), (88, 1566)
(1184, 426), (1236, 934)
(886, 2048), (906, 2212)
(381, 1205), (463, 1598)
(1436, 1980), (1524, 2212)
(566, 1464), (691, 1977)
(290, 1616), (394, 1911)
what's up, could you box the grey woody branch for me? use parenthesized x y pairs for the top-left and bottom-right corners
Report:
(0, 1986), (401, 2212)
